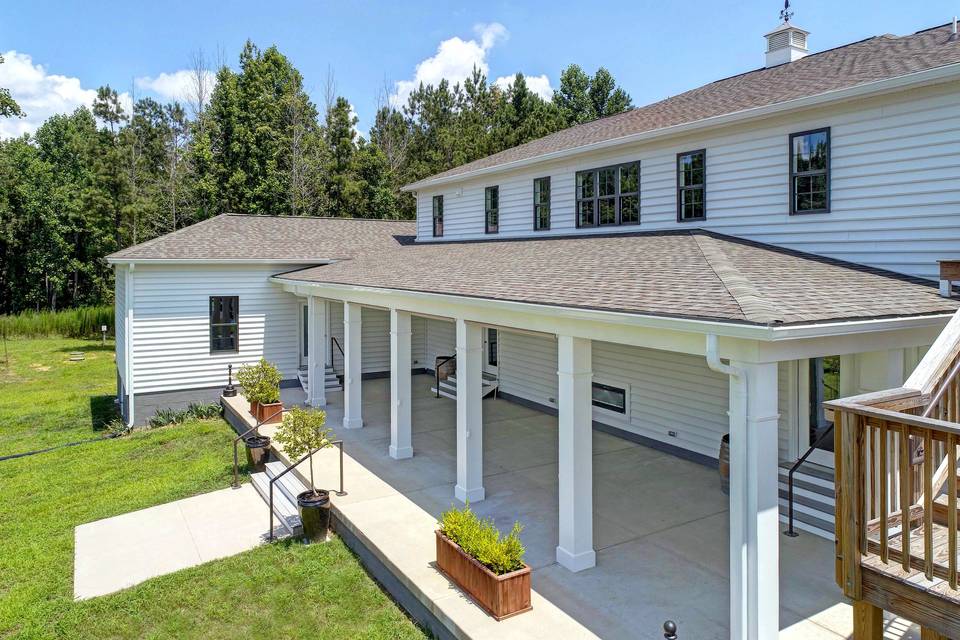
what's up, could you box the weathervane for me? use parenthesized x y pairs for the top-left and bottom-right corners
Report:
(780, 0), (794, 23)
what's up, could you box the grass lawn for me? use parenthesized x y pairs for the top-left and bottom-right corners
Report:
(0, 337), (428, 640)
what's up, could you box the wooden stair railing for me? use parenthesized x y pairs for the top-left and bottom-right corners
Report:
(826, 309), (960, 638)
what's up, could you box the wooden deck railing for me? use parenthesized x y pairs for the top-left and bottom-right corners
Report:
(828, 309), (960, 603)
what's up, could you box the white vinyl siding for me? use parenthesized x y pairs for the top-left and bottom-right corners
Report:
(499, 331), (559, 407)
(415, 83), (960, 281)
(130, 264), (302, 393)
(424, 318), (456, 369)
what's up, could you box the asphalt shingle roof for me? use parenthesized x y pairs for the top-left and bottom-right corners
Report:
(274, 230), (959, 326)
(407, 23), (960, 188)
(107, 214), (415, 261)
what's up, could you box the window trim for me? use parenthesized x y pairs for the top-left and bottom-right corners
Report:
(575, 161), (641, 229)
(533, 176), (551, 231)
(591, 379), (629, 417)
(788, 127), (831, 216)
(209, 295), (239, 355)
(432, 194), (444, 237)
(484, 185), (499, 234)
(676, 149), (707, 223)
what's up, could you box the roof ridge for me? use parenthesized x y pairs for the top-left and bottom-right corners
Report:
(692, 233), (785, 325)
(222, 212), (415, 223)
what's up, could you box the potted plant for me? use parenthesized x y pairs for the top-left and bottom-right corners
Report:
(273, 406), (334, 541)
(237, 358), (283, 424)
(435, 504), (531, 620)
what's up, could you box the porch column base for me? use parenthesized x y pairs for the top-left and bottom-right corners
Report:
(342, 416), (364, 430)
(556, 546), (596, 573)
(389, 444), (413, 460)
(454, 485), (485, 503)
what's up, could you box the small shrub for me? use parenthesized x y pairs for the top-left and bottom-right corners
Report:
(147, 402), (223, 428)
(236, 359), (282, 405)
(186, 402), (222, 419)
(273, 406), (333, 493)
(438, 504), (525, 575)
(105, 418), (131, 437)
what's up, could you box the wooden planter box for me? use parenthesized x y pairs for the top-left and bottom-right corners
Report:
(435, 530), (532, 620)
(256, 401), (284, 424)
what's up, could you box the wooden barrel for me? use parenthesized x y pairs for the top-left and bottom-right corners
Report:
(719, 434), (730, 495)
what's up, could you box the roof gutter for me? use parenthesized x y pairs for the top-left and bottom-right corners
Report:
(269, 276), (955, 342)
(402, 62), (960, 192)
(106, 258), (336, 266)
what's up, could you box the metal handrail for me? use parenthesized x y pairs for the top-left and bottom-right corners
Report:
(331, 336), (344, 357)
(784, 422), (834, 537)
(268, 440), (346, 541)
(232, 406), (285, 489)
(435, 354), (456, 398)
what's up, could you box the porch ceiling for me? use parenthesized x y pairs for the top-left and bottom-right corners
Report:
(275, 230), (958, 327)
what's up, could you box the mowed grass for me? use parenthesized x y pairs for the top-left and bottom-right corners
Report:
(0, 337), (428, 640)
(0, 337), (117, 456)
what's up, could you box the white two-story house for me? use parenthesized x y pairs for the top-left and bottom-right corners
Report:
(107, 18), (960, 640)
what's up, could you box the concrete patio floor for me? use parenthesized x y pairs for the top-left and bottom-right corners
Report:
(267, 374), (922, 640)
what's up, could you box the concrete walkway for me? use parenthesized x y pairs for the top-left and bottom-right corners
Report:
(74, 484), (269, 600)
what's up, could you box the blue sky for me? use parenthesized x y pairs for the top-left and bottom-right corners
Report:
(2, 1), (958, 138)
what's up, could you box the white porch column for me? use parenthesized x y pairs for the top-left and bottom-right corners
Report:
(307, 296), (327, 407)
(728, 360), (780, 640)
(389, 308), (413, 459)
(455, 318), (485, 503)
(342, 302), (363, 429)
(556, 335), (596, 572)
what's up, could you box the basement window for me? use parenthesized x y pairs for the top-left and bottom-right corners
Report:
(485, 185), (499, 234)
(677, 149), (706, 221)
(576, 162), (640, 228)
(432, 195), (444, 237)
(789, 128), (830, 214)
(209, 296), (239, 354)
(592, 381), (627, 414)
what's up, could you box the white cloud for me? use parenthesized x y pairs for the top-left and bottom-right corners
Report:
(493, 73), (553, 100)
(0, 50), (131, 139)
(135, 69), (217, 105)
(389, 22), (508, 108)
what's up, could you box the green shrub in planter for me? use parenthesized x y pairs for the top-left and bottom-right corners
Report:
(236, 358), (282, 406)
(438, 504), (525, 575)
(274, 407), (336, 540)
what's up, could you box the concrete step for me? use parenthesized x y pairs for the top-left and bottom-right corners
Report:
(777, 460), (836, 540)
(251, 472), (302, 537)
(249, 461), (310, 537)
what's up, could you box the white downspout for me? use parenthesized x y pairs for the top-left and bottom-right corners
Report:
(705, 334), (750, 640)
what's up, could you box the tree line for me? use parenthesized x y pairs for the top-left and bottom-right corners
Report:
(0, 42), (632, 314)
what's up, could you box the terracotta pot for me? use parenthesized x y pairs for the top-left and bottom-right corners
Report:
(435, 530), (532, 620)
(257, 401), (283, 424)
(249, 400), (260, 418)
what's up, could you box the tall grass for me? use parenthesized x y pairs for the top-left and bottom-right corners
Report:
(0, 306), (114, 338)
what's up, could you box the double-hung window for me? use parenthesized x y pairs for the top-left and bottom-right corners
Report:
(789, 128), (830, 214)
(432, 195), (444, 237)
(210, 296), (239, 354)
(677, 150), (706, 221)
(533, 177), (551, 230)
(485, 186), (499, 234)
(576, 162), (640, 227)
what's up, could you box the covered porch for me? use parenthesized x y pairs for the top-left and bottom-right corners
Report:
(267, 375), (908, 639)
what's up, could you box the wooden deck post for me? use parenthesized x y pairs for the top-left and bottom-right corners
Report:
(853, 601), (883, 640)
(920, 627), (951, 640)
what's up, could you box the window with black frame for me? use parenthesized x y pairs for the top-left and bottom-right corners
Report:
(485, 185), (499, 233)
(432, 195), (444, 237)
(677, 150), (705, 221)
(210, 296), (239, 354)
(790, 128), (830, 214)
(592, 382), (627, 414)
(576, 162), (640, 228)
(533, 177), (551, 230)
